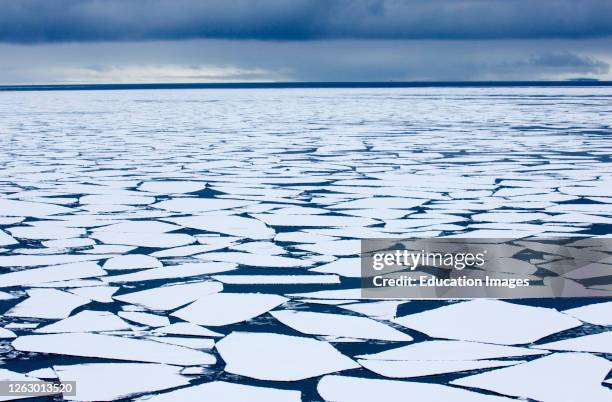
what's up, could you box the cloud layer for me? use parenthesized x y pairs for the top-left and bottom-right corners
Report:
(2, 0), (612, 43)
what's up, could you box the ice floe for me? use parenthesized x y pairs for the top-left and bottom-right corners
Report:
(212, 274), (339, 284)
(393, 300), (582, 344)
(0, 199), (73, 217)
(91, 232), (196, 248)
(68, 286), (118, 303)
(535, 331), (612, 354)
(358, 358), (522, 378)
(113, 281), (223, 311)
(148, 336), (215, 350)
(451, 353), (612, 402)
(13, 333), (216, 365)
(154, 198), (255, 212)
(167, 215), (274, 239)
(173, 293), (287, 326)
(0, 261), (106, 287)
(103, 262), (235, 283)
(195, 252), (308, 268)
(117, 311), (170, 327)
(141, 381), (301, 402)
(139, 180), (207, 194)
(54, 363), (189, 401)
(317, 375), (514, 402)
(271, 310), (412, 341)
(35, 310), (130, 333)
(216, 332), (359, 381)
(357, 340), (548, 361)
(153, 322), (223, 337)
(563, 301), (612, 326)
(103, 254), (162, 270)
(6, 289), (90, 319)
(0, 327), (16, 338)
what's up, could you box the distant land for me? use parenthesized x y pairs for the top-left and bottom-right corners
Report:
(1, 81), (612, 92)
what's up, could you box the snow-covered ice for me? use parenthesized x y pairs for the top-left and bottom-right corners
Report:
(216, 332), (359, 380)
(0, 87), (611, 401)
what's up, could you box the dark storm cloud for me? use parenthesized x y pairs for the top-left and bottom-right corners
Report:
(2, 0), (612, 43)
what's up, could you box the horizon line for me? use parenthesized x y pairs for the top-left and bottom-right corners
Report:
(1, 80), (611, 92)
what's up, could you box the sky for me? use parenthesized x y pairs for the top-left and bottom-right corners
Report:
(1, 0), (612, 84)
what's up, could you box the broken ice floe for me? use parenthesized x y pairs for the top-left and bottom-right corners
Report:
(563, 301), (612, 326)
(140, 381), (301, 402)
(216, 332), (359, 381)
(54, 363), (189, 401)
(271, 310), (412, 342)
(172, 293), (287, 326)
(35, 310), (130, 333)
(393, 300), (582, 344)
(102, 254), (162, 270)
(451, 352), (612, 402)
(113, 281), (223, 311)
(317, 375), (514, 402)
(12, 333), (216, 365)
(6, 289), (90, 319)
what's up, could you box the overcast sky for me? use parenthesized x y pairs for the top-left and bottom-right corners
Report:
(1, 0), (612, 84)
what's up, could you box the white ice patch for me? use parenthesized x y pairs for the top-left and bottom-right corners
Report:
(0, 261), (106, 287)
(172, 293), (287, 326)
(338, 301), (404, 320)
(296, 240), (360, 256)
(154, 198), (256, 212)
(253, 213), (378, 228)
(216, 332), (359, 381)
(139, 181), (207, 194)
(317, 375), (514, 402)
(230, 241), (285, 255)
(140, 381), (301, 402)
(310, 258), (361, 278)
(148, 336), (214, 350)
(35, 310), (130, 333)
(113, 281), (223, 311)
(68, 286), (118, 303)
(393, 300), (581, 345)
(91, 232), (195, 248)
(6, 289), (90, 319)
(93, 221), (182, 234)
(357, 340), (548, 361)
(150, 244), (235, 258)
(451, 353), (612, 402)
(359, 359), (522, 378)
(330, 197), (424, 210)
(563, 301), (612, 326)
(535, 331), (612, 354)
(13, 333), (216, 365)
(0, 327), (16, 339)
(6, 226), (85, 240)
(271, 310), (412, 342)
(167, 215), (274, 240)
(152, 322), (223, 337)
(117, 311), (170, 327)
(212, 274), (340, 285)
(103, 262), (235, 283)
(54, 363), (189, 401)
(79, 195), (155, 205)
(41, 238), (95, 248)
(103, 255), (162, 270)
(0, 199), (73, 217)
(0, 229), (18, 246)
(195, 252), (308, 268)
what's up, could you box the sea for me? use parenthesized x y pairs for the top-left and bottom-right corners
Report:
(0, 83), (610, 401)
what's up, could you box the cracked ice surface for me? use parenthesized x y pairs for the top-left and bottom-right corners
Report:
(0, 87), (611, 401)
